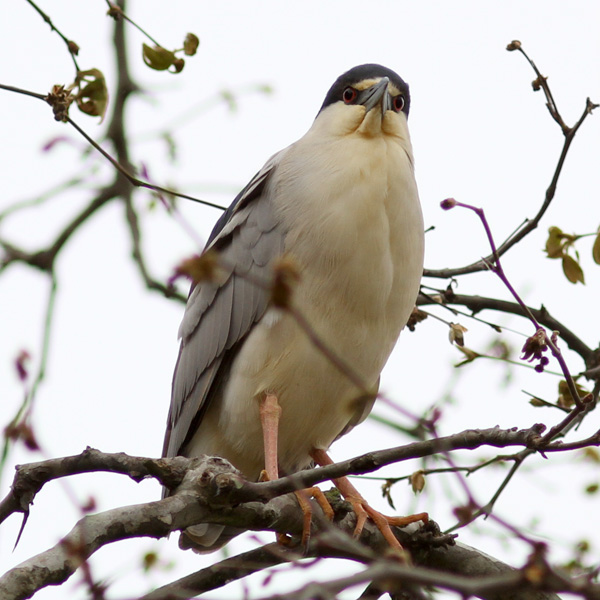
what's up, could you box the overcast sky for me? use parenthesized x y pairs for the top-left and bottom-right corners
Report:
(2, 2), (600, 598)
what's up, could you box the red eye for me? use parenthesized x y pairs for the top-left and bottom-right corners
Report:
(343, 87), (357, 104)
(393, 94), (405, 112)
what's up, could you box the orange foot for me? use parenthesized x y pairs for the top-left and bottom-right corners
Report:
(259, 470), (334, 548)
(345, 493), (428, 549)
(310, 449), (428, 552)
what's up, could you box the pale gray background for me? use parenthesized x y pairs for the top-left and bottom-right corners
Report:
(1, 2), (599, 598)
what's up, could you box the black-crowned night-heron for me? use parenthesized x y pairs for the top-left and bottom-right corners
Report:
(163, 64), (425, 552)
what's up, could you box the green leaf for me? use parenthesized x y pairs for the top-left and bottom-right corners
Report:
(592, 230), (600, 265)
(545, 226), (564, 259)
(562, 254), (585, 284)
(183, 33), (200, 56)
(74, 69), (108, 122)
(557, 379), (588, 408)
(454, 345), (481, 367)
(142, 44), (176, 71)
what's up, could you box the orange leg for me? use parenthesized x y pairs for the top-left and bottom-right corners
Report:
(259, 394), (333, 547)
(259, 393), (282, 482)
(310, 448), (428, 551)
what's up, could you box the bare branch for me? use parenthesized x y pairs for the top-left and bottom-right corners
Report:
(0, 172), (92, 224)
(0, 452), (570, 600)
(418, 291), (596, 366)
(0, 275), (57, 479)
(0, 186), (116, 274)
(0, 457), (447, 600)
(123, 194), (187, 302)
(424, 43), (597, 280)
(0, 448), (187, 523)
(0, 425), (554, 525)
(252, 541), (570, 600)
(0, 82), (224, 212)
(24, 0), (80, 71)
(138, 543), (296, 600)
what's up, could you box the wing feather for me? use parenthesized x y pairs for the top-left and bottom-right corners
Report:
(163, 150), (288, 460)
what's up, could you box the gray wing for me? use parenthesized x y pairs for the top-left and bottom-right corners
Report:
(162, 150), (288, 459)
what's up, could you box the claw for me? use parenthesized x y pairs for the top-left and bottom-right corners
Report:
(310, 448), (428, 552)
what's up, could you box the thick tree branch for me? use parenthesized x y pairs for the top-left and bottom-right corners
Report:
(0, 458), (306, 600)
(141, 532), (569, 600)
(255, 425), (549, 504)
(0, 448), (191, 523)
(1, 426), (555, 525)
(253, 555), (568, 600)
(0, 453), (573, 600)
(0, 457), (446, 600)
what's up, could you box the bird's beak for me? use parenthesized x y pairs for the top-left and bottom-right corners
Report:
(358, 77), (391, 114)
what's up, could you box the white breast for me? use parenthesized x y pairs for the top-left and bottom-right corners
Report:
(188, 115), (424, 480)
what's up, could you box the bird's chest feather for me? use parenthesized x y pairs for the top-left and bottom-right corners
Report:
(278, 134), (423, 334)
(212, 134), (423, 478)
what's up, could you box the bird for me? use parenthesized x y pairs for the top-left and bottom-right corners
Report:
(162, 63), (425, 552)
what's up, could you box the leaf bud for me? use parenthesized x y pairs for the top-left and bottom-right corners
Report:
(440, 198), (457, 210)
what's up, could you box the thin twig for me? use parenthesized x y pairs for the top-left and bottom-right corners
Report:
(513, 44), (568, 132)
(66, 117), (226, 210)
(0, 83), (226, 212)
(0, 186), (117, 274)
(105, 1), (161, 47)
(0, 274), (57, 485)
(138, 543), (294, 600)
(25, 0), (80, 71)
(123, 194), (187, 302)
(0, 171), (93, 223)
(0, 83), (46, 101)
(424, 43), (597, 279)
(418, 291), (594, 365)
(445, 199), (584, 411)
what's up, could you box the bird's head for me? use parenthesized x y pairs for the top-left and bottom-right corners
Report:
(314, 64), (411, 139)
